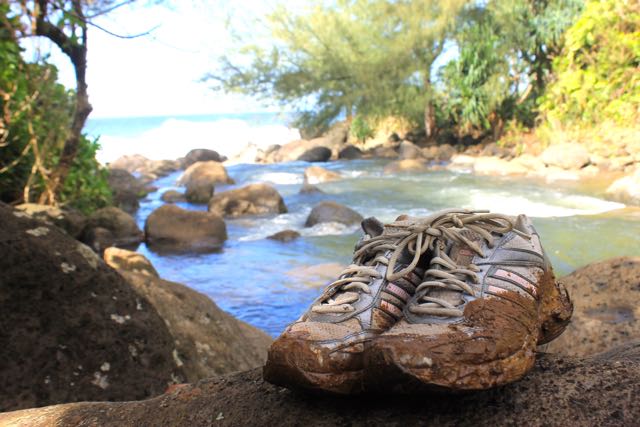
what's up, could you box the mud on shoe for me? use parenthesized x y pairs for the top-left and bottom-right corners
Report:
(263, 216), (429, 394)
(367, 211), (573, 392)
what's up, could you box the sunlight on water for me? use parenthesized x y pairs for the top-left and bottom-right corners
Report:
(136, 160), (640, 337)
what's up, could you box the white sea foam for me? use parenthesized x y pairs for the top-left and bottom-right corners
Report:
(467, 193), (624, 218)
(251, 172), (303, 185)
(96, 118), (300, 164)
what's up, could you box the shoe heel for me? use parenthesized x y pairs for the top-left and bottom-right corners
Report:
(538, 277), (573, 345)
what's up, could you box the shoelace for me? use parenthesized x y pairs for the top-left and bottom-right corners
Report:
(409, 212), (530, 317)
(312, 209), (493, 314)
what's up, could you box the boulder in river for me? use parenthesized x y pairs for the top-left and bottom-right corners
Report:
(0, 203), (183, 412)
(81, 207), (144, 251)
(107, 168), (148, 214)
(4, 343), (639, 426)
(303, 166), (341, 184)
(177, 161), (234, 189)
(208, 183), (287, 218)
(540, 143), (590, 170)
(398, 140), (423, 160)
(472, 156), (529, 176)
(544, 257), (640, 357)
(15, 203), (86, 239)
(267, 230), (301, 242)
(185, 183), (214, 204)
(119, 270), (273, 382)
(338, 145), (363, 160)
(298, 146), (332, 162)
(145, 204), (227, 253)
(305, 201), (363, 227)
(160, 190), (186, 203)
(383, 159), (429, 174)
(606, 168), (640, 206)
(182, 149), (226, 168)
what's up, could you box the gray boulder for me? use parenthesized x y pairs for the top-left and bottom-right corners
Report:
(305, 201), (363, 227)
(398, 140), (423, 160)
(81, 207), (144, 251)
(267, 230), (301, 242)
(540, 143), (590, 170)
(0, 203), (183, 412)
(182, 149), (226, 168)
(298, 146), (332, 162)
(145, 205), (227, 253)
(338, 145), (363, 160)
(160, 190), (186, 203)
(208, 183), (287, 218)
(15, 203), (86, 239)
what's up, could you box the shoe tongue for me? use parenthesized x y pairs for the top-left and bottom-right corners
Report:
(447, 229), (482, 267)
(361, 217), (384, 237)
(427, 229), (483, 311)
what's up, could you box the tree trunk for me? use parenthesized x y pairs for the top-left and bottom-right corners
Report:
(423, 80), (436, 141)
(34, 0), (93, 205)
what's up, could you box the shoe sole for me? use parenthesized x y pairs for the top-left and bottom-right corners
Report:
(366, 336), (537, 393)
(263, 336), (365, 395)
(367, 274), (573, 392)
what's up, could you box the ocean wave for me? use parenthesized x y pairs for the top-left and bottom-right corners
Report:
(96, 117), (300, 164)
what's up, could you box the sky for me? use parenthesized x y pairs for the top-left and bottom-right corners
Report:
(33, 2), (279, 118)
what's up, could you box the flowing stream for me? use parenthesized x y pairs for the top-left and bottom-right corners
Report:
(135, 159), (640, 336)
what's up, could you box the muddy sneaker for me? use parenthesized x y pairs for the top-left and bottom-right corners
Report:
(367, 212), (573, 392)
(263, 215), (433, 394)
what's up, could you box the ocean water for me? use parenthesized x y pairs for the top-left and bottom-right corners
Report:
(92, 114), (640, 337)
(86, 112), (300, 164)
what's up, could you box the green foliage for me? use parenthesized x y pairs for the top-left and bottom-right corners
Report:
(59, 136), (112, 214)
(0, 6), (111, 213)
(350, 116), (374, 142)
(539, 0), (640, 127)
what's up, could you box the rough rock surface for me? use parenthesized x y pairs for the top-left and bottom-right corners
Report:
(3, 345), (639, 426)
(398, 140), (423, 160)
(182, 149), (226, 168)
(109, 155), (179, 179)
(606, 168), (640, 206)
(185, 183), (214, 204)
(298, 146), (332, 162)
(383, 159), (429, 174)
(145, 205), (227, 253)
(119, 271), (272, 382)
(107, 169), (147, 214)
(303, 166), (341, 185)
(160, 190), (186, 203)
(177, 161), (234, 189)
(208, 184), (287, 218)
(15, 204), (86, 239)
(472, 156), (529, 176)
(545, 257), (640, 357)
(0, 203), (183, 412)
(267, 230), (301, 242)
(540, 143), (590, 170)
(338, 145), (363, 160)
(103, 247), (159, 278)
(81, 207), (144, 250)
(305, 201), (363, 227)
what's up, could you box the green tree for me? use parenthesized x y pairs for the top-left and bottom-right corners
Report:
(539, 0), (640, 127)
(209, 0), (466, 136)
(0, 1), (118, 211)
(439, 0), (583, 140)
